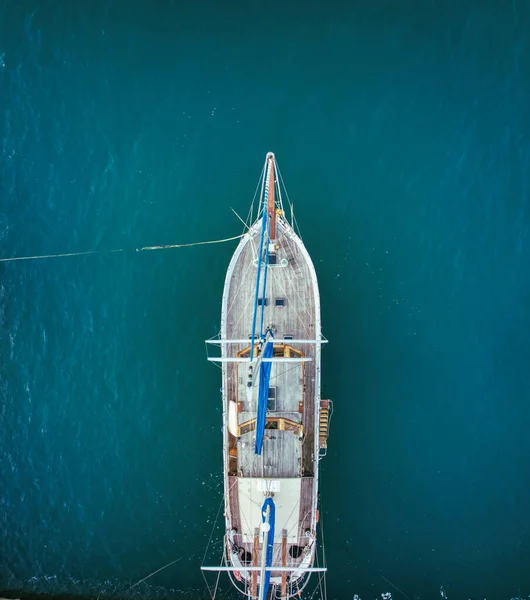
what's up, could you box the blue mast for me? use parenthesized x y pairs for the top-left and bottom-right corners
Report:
(259, 498), (276, 600)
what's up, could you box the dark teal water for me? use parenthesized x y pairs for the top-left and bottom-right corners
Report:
(1, 1), (530, 599)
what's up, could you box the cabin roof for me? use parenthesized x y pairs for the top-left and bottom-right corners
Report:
(237, 477), (302, 543)
(237, 362), (303, 415)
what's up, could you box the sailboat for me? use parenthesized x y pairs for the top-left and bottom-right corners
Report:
(203, 152), (331, 599)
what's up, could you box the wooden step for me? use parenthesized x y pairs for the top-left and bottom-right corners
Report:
(319, 402), (330, 449)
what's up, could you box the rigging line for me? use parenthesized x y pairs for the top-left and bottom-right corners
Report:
(318, 498), (328, 600)
(231, 206), (250, 230)
(250, 166), (269, 359)
(292, 211), (303, 241)
(269, 265), (311, 339)
(269, 265), (312, 336)
(275, 164), (297, 236)
(201, 566), (214, 600)
(202, 482), (236, 600)
(229, 279), (257, 338)
(379, 575), (411, 600)
(272, 161), (284, 215)
(307, 578), (321, 600)
(246, 200), (254, 232)
(247, 222), (259, 262)
(0, 234), (245, 264)
(280, 510), (307, 560)
(202, 557), (221, 600)
(203, 544), (224, 600)
(245, 191), (255, 232)
(202, 494), (225, 567)
(259, 218), (272, 336)
(292, 507), (312, 542)
(126, 550), (204, 592)
(210, 555), (223, 600)
(275, 168), (300, 239)
(248, 161), (266, 227)
(275, 496), (301, 544)
(236, 486), (261, 516)
(225, 241), (256, 320)
(268, 362), (304, 384)
(275, 162), (288, 204)
(224, 544), (248, 599)
(229, 220), (258, 290)
(268, 363), (296, 382)
(315, 540), (325, 600)
(282, 251), (315, 332)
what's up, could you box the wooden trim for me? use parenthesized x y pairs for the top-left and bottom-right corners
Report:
(278, 344), (303, 358)
(238, 417), (303, 437)
(252, 528), (259, 599)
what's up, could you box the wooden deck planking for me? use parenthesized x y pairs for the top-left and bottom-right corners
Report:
(228, 475), (242, 540)
(237, 430), (302, 478)
(298, 477), (314, 544)
(225, 222), (317, 354)
(224, 219), (318, 479)
(222, 216), (320, 572)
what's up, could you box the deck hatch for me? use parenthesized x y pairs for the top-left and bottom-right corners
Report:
(267, 386), (277, 411)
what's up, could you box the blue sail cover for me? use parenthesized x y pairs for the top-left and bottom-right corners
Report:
(249, 174), (270, 361)
(254, 340), (274, 455)
(260, 498), (276, 599)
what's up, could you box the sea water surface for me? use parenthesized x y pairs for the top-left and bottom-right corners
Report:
(1, 1), (530, 599)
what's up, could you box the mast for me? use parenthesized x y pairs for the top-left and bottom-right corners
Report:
(266, 152), (277, 240)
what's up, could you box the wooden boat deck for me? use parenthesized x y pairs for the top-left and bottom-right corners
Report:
(221, 215), (321, 566)
(237, 430), (302, 478)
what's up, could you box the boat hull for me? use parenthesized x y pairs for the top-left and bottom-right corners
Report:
(219, 213), (323, 596)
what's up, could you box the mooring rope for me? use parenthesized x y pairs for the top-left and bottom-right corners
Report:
(137, 233), (243, 252)
(0, 250), (102, 262)
(0, 233), (245, 263)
